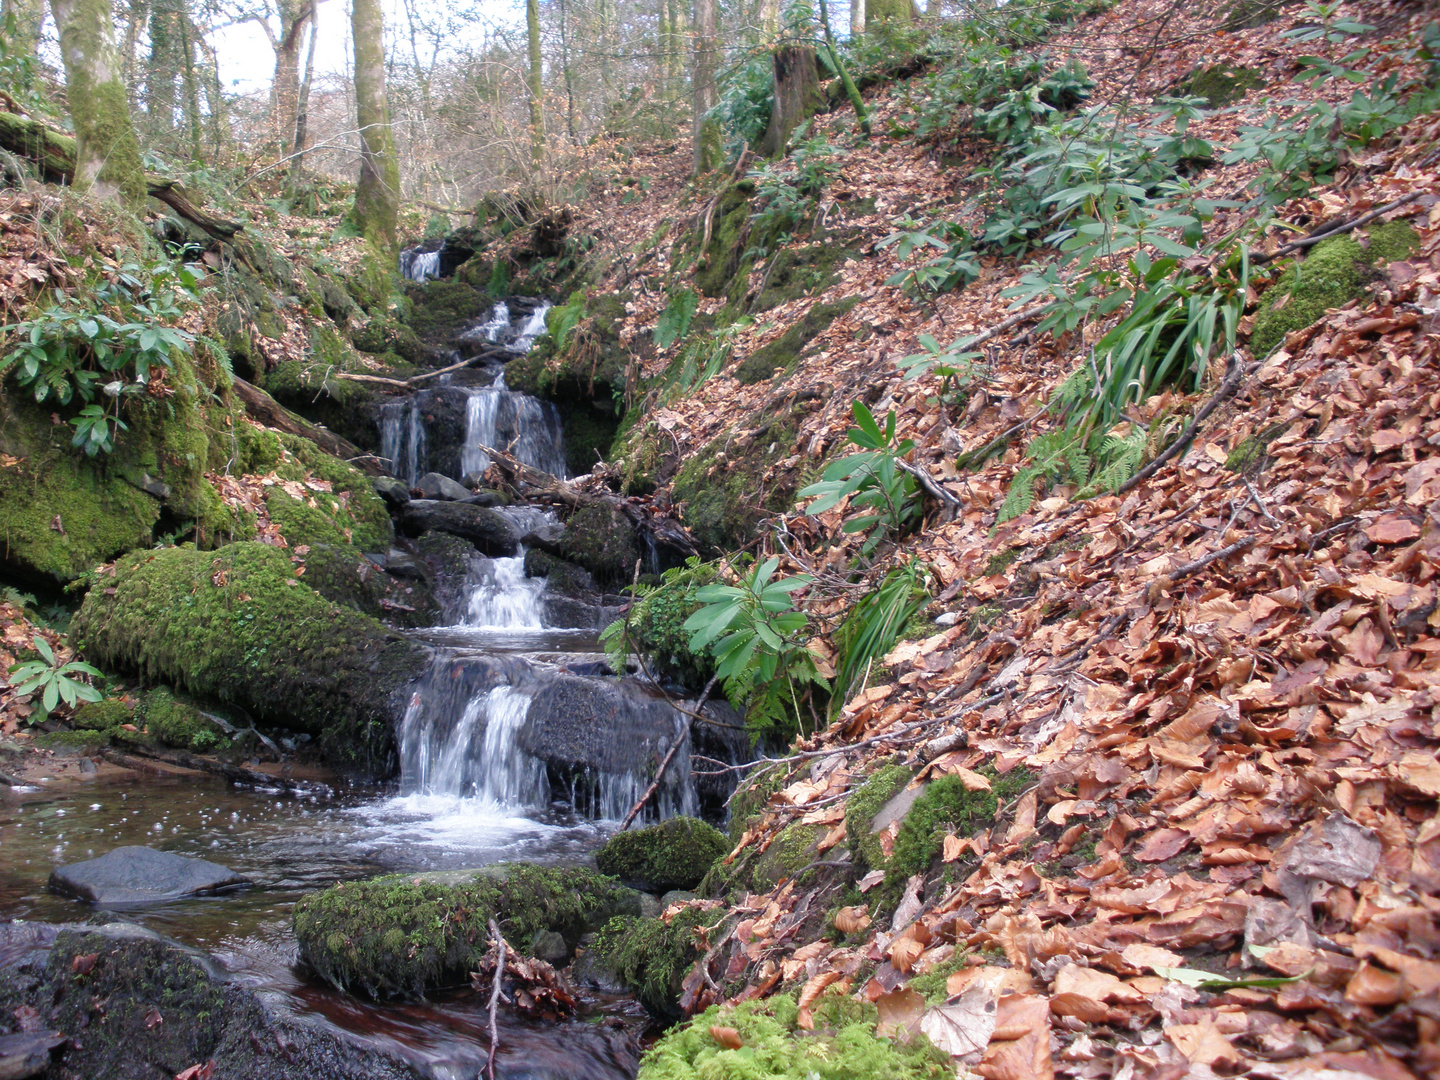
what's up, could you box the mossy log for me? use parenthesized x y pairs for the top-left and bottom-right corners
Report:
(0, 111), (241, 239)
(230, 377), (384, 477)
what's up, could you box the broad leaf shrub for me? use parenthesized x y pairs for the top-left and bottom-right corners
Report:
(5, 634), (103, 722)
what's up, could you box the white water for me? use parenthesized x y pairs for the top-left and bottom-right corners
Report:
(400, 246), (442, 282)
(512, 301), (552, 352)
(379, 396), (427, 486)
(463, 554), (546, 630)
(461, 373), (568, 480)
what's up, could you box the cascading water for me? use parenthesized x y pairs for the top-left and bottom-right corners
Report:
(462, 554), (546, 630)
(379, 395), (427, 486)
(461, 374), (568, 480)
(400, 243), (443, 282)
(398, 682), (549, 805)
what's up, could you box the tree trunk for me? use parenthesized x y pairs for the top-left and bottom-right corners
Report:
(349, 0), (400, 250)
(271, 0), (311, 154)
(850, 0), (864, 36)
(558, 0), (577, 142)
(179, 13), (203, 163)
(692, 0), (720, 174)
(818, 0), (869, 137)
(118, 0), (147, 105)
(756, 0), (779, 41)
(287, 14), (318, 193)
(1, 0), (44, 57)
(48, 0), (147, 207)
(526, 0), (544, 172)
(666, 0), (682, 100)
(761, 45), (822, 157)
(146, 0), (183, 136)
(866, 0), (912, 22)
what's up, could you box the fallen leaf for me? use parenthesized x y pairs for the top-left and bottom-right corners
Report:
(875, 986), (926, 1037)
(919, 985), (997, 1058)
(709, 1025), (743, 1049)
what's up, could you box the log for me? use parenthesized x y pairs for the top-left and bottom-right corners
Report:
(230, 377), (385, 476)
(0, 112), (242, 240)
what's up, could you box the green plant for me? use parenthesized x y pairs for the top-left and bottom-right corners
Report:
(831, 560), (930, 708)
(880, 220), (980, 297)
(5, 635), (103, 721)
(798, 402), (922, 555)
(600, 557), (720, 690)
(653, 289), (699, 351)
(682, 556), (829, 741)
(896, 334), (987, 399)
(663, 316), (752, 402)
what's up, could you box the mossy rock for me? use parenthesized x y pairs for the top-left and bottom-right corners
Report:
(72, 698), (132, 731)
(1183, 64), (1263, 107)
(693, 185), (754, 299)
(72, 541), (426, 776)
(733, 298), (859, 386)
(845, 763), (913, 874)
(1220, 0), (1294, 29)
(293, 864), (642, 999)
(404, 279), (493, 339)
(588, 905), (726, 1018)
(140, 686), (229, 753)
(300, 542), (440, 628)
(557, 503), (638, 588)
(1250, 222), (1419, 358)
(352, 317), (426, 365)
(595, 816), (729, 892)
(671, 414), (806, 554)
(523, 548), (593, 595)
(752, 244), (859, 313)
(745, 821), (826, 893)
(638, 992), (951, 1079)
(884, 766), (1034, 893)
(726, 767), (788, 845)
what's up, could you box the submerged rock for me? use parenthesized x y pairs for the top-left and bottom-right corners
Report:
(595, 817), (728, 893)
(49, 846), (249, 905)
(398, 499), (520, 555)
(293, 863), (645, 1000)
(0, 921), (421, 1079)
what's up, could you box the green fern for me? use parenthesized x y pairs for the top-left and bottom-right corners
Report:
(1077, 425), (1147, 497)
(996, 428), (1090, 523)
(653, 289), (698, 351)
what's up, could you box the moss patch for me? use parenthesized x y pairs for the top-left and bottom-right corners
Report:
(885, 766), (1034, 892)
(72, 541), (425, 775)
(637, 992), (950, 1079)
(596, 816), (730, 892)
(733, 298), (859, 386)
(845, 763), (913, 874)
(752, 244), (859, 313)
(1183, 63), (1263, 107)
(293, 864), (638, 999)
(588, 905), (725, 1017)
(671, 415), (806, 554)
(71, 698), (132, 730)
(523, 548), (593, 595)
(1250, 222), (1419, 358)
(693, 185), (754, 299)
(558, 503), (638, 588)
(140, 686), (229, 752)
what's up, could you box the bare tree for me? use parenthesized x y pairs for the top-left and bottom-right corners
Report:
(349, 0), (399, 248)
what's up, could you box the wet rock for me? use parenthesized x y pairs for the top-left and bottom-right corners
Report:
(373, 475), (411, 508)
(531, 929), (571, 965)
(519, 675), (683, 782)
(0, 921), (421, 1080)
(540, 595), (608, 631)
(556, 505), (638, 589)
(595, 817), (728, 893)
(49, 846), (249, 905)
(398, 500), (520, 555)
(524, 549), (594, 596)
(660, 889), (697, 908)
(382, 548), (429, 581)
(0, 1031), (65, 1077)
(464, 490), (506, 507)
(416, 472), (471, 501)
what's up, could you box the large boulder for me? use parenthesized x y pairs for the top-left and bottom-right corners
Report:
(0, 921), (422, 1080)
(416, 471), (471, 501)
(49, 846), (248, 905)
(72, 542), (428, 776)
(398, 499), (520, 554)
(293, 864), (645, 999)
(520, 675), (682, 779)
(595, 817), (728, 893)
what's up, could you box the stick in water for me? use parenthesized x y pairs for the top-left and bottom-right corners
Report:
(485, 919), (507, 1080)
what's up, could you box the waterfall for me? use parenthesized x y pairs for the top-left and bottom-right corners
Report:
(398, 683), (549, 806)
(463, 554), (546, 630)
(400, 244), (443, 283)
(379, 395), (427, 486)
(512, 302), (553, 353)
(461, 373), (568, 480)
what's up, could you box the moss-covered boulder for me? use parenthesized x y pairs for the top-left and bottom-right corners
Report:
(1183, 63), (1263, 107)
(596, 817), (729, 893)
(884, 767), (1033, 893)
(733, 298), (858, 385)
(693, 185), (755, 299)
(587, 905), (725, 1018)
(292, 864), (644, 999)
(72, 542), (426, 775)
(140, 687), (229, 752)
(671, 414), (807, 554)
(524, 548), (594, 595)
(71, 698), (132, 731)
(558, 503), (638, 588)
(845, 763), (914, 873)
(638, 993), (951, 1079)
(1251, 221), (1420, 358)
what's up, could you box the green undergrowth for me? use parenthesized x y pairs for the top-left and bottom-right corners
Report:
(845, 763), (913, 874)
(595, 816), (730, 893)
(671, 414), (806, 554)
(637, 992), (950, 1079)
(589, 905), (726, 1018)
(601, 557), (719, 691)
(733, 299), (858, 386)
(293, 865), (637, 999)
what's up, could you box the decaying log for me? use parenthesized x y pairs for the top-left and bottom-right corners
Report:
(230, 377), (383, 476)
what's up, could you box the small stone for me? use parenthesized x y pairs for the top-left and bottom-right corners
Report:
(531, 929), (570, 965)
(50, 847), (249, 905)
(934, 611), (961, 626)
(372, 475), (411, 508)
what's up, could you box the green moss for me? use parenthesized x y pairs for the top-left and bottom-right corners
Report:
(733, 298), (859, 385)
(72, 698), (132, 731)
(983, 547), (1022, 577)
(845, 764), (913, 874)
(671, 416), (804, 554)
(140, 686), (228, 752)
(596, 817), (730, 892)
(72, 541), (425, 775)
(727, 767), (788, 845)
(1223, 421), (1288, 476)
(558, 503), (637, 588)
(693, 186), (754, 298)
(589, 905), (725, 1018)
(907, 954), (970, 1005)
(293, 864), (636, 999)
(1184, 64), (1263, 107)
(237, 430), (392, 552)
(1250, 223), (1419, 358)
(405, 279), (492, 339)
(352, 316), (426, 365)
(1220, 0), (1293, 29)
(35, 729), (114, 749)
(637, 993), (950, 1079)
(748, 821), (826, 893)
(885, 767), (1034, 892)
(523, 548), (592, 595)
(752, 244), (858, 313)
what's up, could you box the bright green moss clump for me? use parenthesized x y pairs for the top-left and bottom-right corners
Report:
(140, 687), (228, 752)
(72, 541), (425, 774)
(71, 698), (132, 731)
(638, 993), (950, 1080)
(293, 864), (638, 999)
(596, 816), (729, 892)
(885, 766), (1034, 891)
(1250, 222), (1419, 358)
(845, 764), (913, 874)
(588, 906), (725, 1017)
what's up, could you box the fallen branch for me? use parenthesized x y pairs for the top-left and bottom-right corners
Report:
(485, 919), (508, 1080)
(950, 302), (1051, 352)
(98, 744), (323, 793)
(1165, 536), (1258, 586)
(896, 458), (962, 519)
(230, 377), (383, 476)
(1253, 191), (1425, 265)
(1114, 353), (1251, 497)
(331, 352), (484, 389)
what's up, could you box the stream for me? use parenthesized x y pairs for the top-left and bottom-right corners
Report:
(0, 288), (709, 1079)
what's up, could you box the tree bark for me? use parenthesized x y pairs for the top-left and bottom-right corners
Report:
(146, 0), (183, 136)
(349, 0), (400, 251)
(287, 12), (319, 193)
(692, 0), (721, 175)
(48, 0), (147, 207)
(526, 0), (544, 171)
(230, 378), (382, 476)
(761, 45), (822, 157)
(866, 0), (912, 22)
(270, 0), (311, 153)
(850, 0), (864, 36)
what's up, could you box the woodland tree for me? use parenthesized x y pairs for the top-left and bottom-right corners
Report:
(692, 0), (720, 173)
(349, 0), (400, 248)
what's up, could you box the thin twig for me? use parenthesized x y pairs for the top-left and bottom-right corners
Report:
(1253, 191), (1424, 265)
(485, 918), (507, 1080)
(1244, 478), (1280, 526)
(896, 457), (963, 518)
(620, 672), (720, 828)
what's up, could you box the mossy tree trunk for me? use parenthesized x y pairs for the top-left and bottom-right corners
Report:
(526, 0), (544, 172)
(850, 0), (864, 36)
(866, 0), (913, 22)
(349, 0), (400, 252)
(818, 0), (869, 137)
(692, 0), (721, 175)
(761, 45), (823, 157)
(267, 0), (312, 155)
(146, 0), (183, 137)
(48, 0), (147, 207)
(286, 15), (318, 195)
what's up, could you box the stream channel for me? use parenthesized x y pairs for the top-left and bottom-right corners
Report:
(0, 287), (724, 1079)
